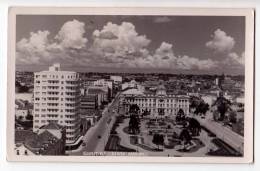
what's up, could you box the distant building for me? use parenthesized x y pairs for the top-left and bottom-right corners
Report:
(82, 78), (97, 88)
(110, 75), (122, 84)
(215, 77), (219, 86)
(120, 84), (190, 117)
(93, 79), (113, 98)
(15, 122), (66, 155)
(201, 94), (217, 106)
(33, 63), (82, 148)
(15, 99), (33, 120)
(15, 109), (29, 120)
(80, 109), (101, 126)
(80, 94), (98, 110)
(87, 87), (108, 107)
(236, 96), (244, 105)
(221, 76), (236, 91)
(122, 80), (144, 92)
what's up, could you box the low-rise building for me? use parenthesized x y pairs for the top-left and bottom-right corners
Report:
(15, 122), (66, 155)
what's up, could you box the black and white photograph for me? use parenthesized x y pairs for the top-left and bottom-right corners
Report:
(7, 7), (254, 163)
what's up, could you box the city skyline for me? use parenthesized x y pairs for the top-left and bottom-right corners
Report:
(16, 15), (245, 75)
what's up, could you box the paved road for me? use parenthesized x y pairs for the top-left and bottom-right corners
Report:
(79, 93), (121, 154)
(193, 115), (244, 154)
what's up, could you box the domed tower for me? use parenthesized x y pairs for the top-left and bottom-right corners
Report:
(156, 84), (167, 96)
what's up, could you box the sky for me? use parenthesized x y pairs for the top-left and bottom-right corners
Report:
(15, 15), (245, 75)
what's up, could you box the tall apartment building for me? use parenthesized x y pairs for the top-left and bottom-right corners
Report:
(33, 64), (81, 148)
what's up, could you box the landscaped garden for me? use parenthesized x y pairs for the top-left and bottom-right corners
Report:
(104, 104), (240, 156)
(118, 107), (206, 154)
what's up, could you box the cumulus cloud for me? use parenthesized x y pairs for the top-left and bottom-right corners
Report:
(153, 16), (172, 23)
(16, 30), (51, 64)
(91, 22), (151, 61)
(128, 42), (217, 70)
(16, 20), (88, 65)
(16, 20), (241, 72)
(55, 19), (87, 49)
(206, 29), (235, 53)
(225, 52), (245, 66)
(176, 56), (217, 70)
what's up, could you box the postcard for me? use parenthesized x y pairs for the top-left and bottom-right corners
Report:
(7, 7), (254, 163)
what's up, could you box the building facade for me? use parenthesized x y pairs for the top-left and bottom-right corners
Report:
(120, 84), (190, 118)
(15, 122), (66, 156)
(80, 94), (98, 110)
(33, 64), (81, 148)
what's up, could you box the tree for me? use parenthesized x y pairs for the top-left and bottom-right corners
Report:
(188, 118), (201, 136)
(213, 110), (219, 121)
(176, 108), (185, 122)
(25, 114), (33, 121)
(195, 102), (209, 115)
(129, 104), (140, 115)
(189, 96), (201, 109)
(152, 134), (164, 150)
(142, 108), (150, 118)
(212, 96), (231, 121)
(128, 114), (140, 134)
(179, 129), (192, 150)
(228, 110), (237, 123)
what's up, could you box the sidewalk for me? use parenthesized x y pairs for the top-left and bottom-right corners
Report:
(194, 115), (244, 154)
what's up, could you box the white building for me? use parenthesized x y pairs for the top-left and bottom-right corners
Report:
(15, 109), (29, 120)
(33, 64), (81, 148)
(110, 75), (122, 84)
(120, 84), (190, 117)
(201, 94), (217, 106)
(93, 79), (113, 98)
(122, 80), (144, 92)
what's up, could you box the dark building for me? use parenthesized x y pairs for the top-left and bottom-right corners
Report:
(80, 94), (98, 110)
(15, 122), (66, 155)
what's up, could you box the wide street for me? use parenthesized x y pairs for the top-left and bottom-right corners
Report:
(193, 114), (244, 154)
(71, 93), (121, 155)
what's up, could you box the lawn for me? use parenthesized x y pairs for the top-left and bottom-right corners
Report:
(105, 135), (136, 152)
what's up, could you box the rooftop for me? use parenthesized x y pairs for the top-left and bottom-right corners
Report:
(88, 88), (107, 94)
